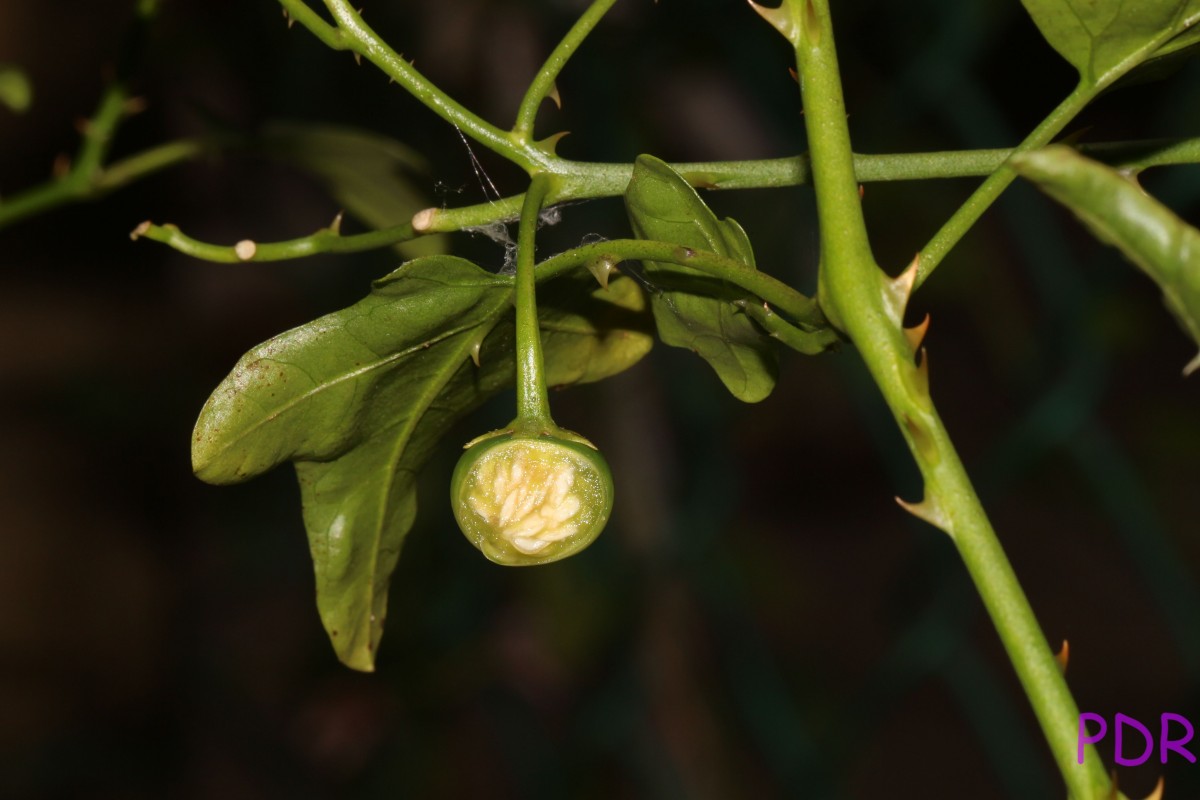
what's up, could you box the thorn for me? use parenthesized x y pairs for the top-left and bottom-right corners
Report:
(895, 494), (952, 534)
(1184, 351), (1200, 377)
(129, 220), (151, 241)
(469, 339), (483, 367)
(234, 239), (257, 261)
(411, 208), (436, 232)
(536, 130), (570, 155)
(548, 82), (562, 110)
(1144, 776), (1165, 800)
(1060, 125), (1094, 147)
(122, 96), (148, 115)
(746, 0), (800, 44)
(288, 14), (295, 29)
(73, 117), (91, 136)
(353, 52), (362, 66)
(388, 76), (395, 84)
(904, 313), (931, 351)
(858, 184), (865, 199)
(788, 67), (798, 82)
(329, 210), (344, 234)
(586, 256), (617, 290)
(882, 254), (920, 326)
(1055, 640), (1069, 674)
(52, 153), (71, 179)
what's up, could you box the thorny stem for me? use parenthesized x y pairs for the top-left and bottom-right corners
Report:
(781, 0), (1115, 797)
(277, 0), (550, 173)
(512, 0), (620, 142)
(123, 137), (1200, 263)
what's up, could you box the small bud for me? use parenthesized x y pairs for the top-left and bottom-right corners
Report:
(129, 220), (152, 241)
(234, 239), (257, 261)
(412, 208), (437, 232)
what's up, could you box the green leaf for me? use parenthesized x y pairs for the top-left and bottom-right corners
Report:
(1013, 145), (1200, 374)
(1019, 0), (1200, 88)
(0, 66), (32, 114)
(259, 122), (445, 258)
(624, 154), (778, 402)
(193, 256), (651, 670)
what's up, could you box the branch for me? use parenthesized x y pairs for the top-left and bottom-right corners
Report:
(278, 0), (542, 172)
(132, 137), (1200, 266)
(512, 0), (620, 142)
(534, 238), (826, 329)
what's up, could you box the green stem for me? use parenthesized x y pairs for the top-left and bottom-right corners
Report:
(285, 0), (547, 173)
(130, 218), (415, 262)
(512, 0), (619, 142)
(128, 136), (1200, 264)
(514, 174), (555, 425)
(915, 82), (1094, 287)
(784, 2), (1113, 797)
(535, 239), (825, 328)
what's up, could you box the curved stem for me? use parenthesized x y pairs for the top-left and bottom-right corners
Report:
(535, 239), (824, 327)
(784, 2), (1115, 797)
(514, 174), (555, 425)
(130, 218), (415, 262)
(287, 0), (547, 173)
(512, 0), (620, 142)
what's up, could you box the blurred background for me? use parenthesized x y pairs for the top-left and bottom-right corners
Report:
(2, 0), (1200, 797)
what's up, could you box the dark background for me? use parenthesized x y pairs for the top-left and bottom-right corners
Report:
(2, 1), (1199, 798)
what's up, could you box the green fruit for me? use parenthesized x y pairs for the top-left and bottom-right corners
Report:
(451, 429), (614, 566)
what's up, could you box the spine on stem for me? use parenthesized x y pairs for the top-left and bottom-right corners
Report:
(754, 0), (1116, 796)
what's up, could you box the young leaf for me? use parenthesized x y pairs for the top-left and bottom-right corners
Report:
(193, 256), (652, 670)
(1019, 0), (1200, 89)
(1012, 145), (1200, 374)
(259, 122), (446, 257)
(624, 154), (778, 403)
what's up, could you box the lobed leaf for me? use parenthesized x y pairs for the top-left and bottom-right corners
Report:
(1019, 0), (1200, 88)
(194, 256), (652, 669)
(1013, 145), (1200, 374)
(624, 154), (778, 403)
